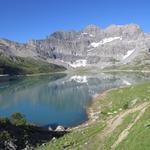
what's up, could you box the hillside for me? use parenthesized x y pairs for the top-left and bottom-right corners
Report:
(0, 53), (66, 75)
(36, 82), (150, 150)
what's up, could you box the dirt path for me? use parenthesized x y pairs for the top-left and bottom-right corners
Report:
(111, 102), (149, 149)
(102, 102), (149, 138)
(79, 102), (149, 150)
(94, 102), (149, 150)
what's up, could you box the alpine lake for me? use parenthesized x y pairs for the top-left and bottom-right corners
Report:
(0, 72), (150, 127)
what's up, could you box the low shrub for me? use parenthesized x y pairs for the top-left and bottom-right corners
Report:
(123, 102), (129, 110)
(0, 117), (10, 124)
(11, 112), (27, 126)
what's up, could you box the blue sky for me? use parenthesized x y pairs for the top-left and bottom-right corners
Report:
(0, 0), (149, 43)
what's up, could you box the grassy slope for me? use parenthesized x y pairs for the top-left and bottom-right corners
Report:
(94, 82), (150, 114)
(0, 53), (66, 75)
(116, 107), (150, 150)
(104, 111), (139, 149)
(36, 123), (105, 150)
(36, 82), (150, 150)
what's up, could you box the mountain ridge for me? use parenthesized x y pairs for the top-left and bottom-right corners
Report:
(0, 23), (150, 70)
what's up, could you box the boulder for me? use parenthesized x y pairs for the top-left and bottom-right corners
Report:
(55, 125), (65, 132)
(48, 126), (53, 131)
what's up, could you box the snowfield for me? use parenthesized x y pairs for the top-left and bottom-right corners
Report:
(123, 49), (135, 60)
(122, 79), (131, 86)
(69, 59), (87, 68)
(90, 37), (122, 48)
(81, 32), (94, 37)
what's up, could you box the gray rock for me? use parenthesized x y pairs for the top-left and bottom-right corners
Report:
(48, 126), (53, 131)
(4, 140), (17, 150)
(55, 125), (65, 132)
(0, 23), (150, 69)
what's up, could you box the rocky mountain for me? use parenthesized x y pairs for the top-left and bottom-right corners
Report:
(0, 24), (150, 69)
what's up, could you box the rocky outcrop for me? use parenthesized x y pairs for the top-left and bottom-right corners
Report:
(55, 125), (65, 132)
(0, 24), (150, 69)
(0, 121), (67, 150)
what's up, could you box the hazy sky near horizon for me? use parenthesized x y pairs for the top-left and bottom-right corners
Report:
(0, 0), (149, 42)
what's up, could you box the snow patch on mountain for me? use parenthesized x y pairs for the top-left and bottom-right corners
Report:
(69, 59), (87, 68)
(87, 48), (95, 52)
(91, 37), (122, 48)
(81, 32), (94, 37)
(123, 49), (135, 60)
(122, 79), (131, 85)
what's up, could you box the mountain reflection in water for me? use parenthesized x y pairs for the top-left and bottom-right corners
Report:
(0, 72), (150, 127)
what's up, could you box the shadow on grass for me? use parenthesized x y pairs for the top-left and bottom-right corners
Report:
(0, 122), (69, 150)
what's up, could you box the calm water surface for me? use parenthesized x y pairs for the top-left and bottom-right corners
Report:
(0, 73), (150, 127)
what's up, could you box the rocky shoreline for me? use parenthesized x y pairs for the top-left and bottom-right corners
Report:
(73, 85), (130, 130)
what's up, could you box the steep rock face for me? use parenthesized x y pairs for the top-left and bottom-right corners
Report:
(0, 39), (37, 57)
(0, 24), (150, 68)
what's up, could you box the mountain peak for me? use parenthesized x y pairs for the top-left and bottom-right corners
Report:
(82, 24), (101, 35)
(124, 23), (142, 32)
(84, 24), (101, 31)
(105, 23), (142, 31)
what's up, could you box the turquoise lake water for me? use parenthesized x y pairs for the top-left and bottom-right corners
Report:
(0, 73), (150, 127)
